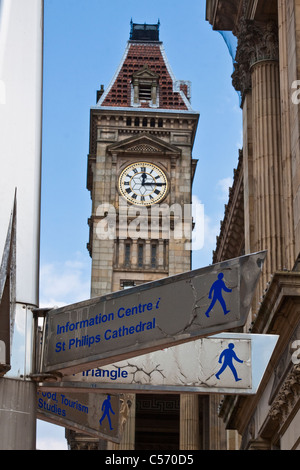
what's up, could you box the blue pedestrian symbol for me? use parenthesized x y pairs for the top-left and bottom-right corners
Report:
(205, 273), (232, 318)
(215, 343), (243, 382)
(99, 395), (115, 430)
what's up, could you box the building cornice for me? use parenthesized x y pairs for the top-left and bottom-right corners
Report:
(213, 149), (244, 263)
(206, 0), (242, 31)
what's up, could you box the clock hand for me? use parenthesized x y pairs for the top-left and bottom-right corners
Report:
(141, 173), (147, 186)
(143, 182), (166, 186)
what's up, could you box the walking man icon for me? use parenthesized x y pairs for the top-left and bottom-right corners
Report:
(205, 273), (232, 318)
(215, 343), (243, 382)
(99, 395), (115, 430)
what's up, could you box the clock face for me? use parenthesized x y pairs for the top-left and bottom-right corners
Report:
(118, 162), (168, 206)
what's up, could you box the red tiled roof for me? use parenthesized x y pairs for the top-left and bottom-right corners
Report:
(100, 42), (190, 110)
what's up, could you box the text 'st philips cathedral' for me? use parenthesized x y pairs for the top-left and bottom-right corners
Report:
(85, 22), (200, 450)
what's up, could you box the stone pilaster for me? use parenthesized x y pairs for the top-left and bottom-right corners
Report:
(179, 394), (200, 450)
(118, 239), (125, 267)
(145, 239), (151, 268)
(131, 240), (138, 268)
(158, 239), (164, 268)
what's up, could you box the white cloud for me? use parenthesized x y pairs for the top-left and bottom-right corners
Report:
(192, 195), (220, 264)
(39, 252), (90, 308)
(37, 435), (68, 450)
(216, 177), (233, 201)
(36, 421), (68, 450)
(203, 212), (220, 249)
(192, 195), (204, 251)
(236, 129), (243, 149)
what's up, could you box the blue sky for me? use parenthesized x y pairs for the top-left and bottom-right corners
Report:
(37, 0), (242, 449)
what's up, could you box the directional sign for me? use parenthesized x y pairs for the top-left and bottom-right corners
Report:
(38, 333), (278, 396)
(40, 252), (266, 376)
(37, 390), (130, 442)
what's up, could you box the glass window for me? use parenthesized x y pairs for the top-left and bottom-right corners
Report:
(138, 243), (144, 267)
(125, 243), (131, 267)
(151, 244), (157, 268)
(122, 280), (136, 289)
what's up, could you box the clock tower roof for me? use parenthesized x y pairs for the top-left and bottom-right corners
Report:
(94, 21), (196, 113)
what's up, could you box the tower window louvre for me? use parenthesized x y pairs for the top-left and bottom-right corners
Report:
(139, 84), (152, 101)
(132, 65), (159, 107)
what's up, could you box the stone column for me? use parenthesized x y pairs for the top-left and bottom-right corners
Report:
(251, 58), (284, 301)
(179, 394), (200, 450)
(209, 394), (226, 450)
(233, 18), (283, 308)
(278, 0), (295, 269)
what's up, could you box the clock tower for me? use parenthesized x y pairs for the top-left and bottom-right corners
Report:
(85, 21), (200, 450)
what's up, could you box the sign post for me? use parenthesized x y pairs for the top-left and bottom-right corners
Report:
(38, 333), (278, 396)
(40, 252), (266, 376)
(37, 391), (130, 443)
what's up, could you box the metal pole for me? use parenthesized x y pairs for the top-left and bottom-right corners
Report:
(0, 0), (44, 449)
